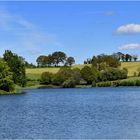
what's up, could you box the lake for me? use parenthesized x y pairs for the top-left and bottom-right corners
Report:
(0, 87), (140, 139)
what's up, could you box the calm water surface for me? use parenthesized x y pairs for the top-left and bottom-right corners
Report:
(0, 87), (140, 139)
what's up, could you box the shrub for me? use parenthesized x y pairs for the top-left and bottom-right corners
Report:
(96, 81), (112, 87)
(62, 77), (76, 88)
(112, 81), (120, 87)
(40, 72), (53, 84)
(72, 68), (81, 85)
(92, 81), (96, 87)
(81, 66), (98, 84)
(0, 78), (15, 92)
(120, 69), (128, 79)
(119, 80), (135, 86)
(81, 66), (93, 84)
(52, 67), (73, 86)
(135, 80), (140, 86)
(100, 68), (127, 82)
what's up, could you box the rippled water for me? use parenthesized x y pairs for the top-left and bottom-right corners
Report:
(0, 87), (140, 139)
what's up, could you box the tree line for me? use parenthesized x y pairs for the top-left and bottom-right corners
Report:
(36, 51), (75, 67)
(84, 52), (138, 64)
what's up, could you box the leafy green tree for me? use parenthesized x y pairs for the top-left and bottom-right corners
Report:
(133, 55), (138, 62)
(51, 51), (67, 66)
(0, 59), (15, 92)
(81, 66), (97, 84)
(52, 67), (73, 85)
(3, 50), (26, 87)
(125, 54), (131, 62)
(72, 68), (81, 85)
(47, 54), (53, 66)
(66, 57), (75, 66)
(100, 67), (127, 81)
(92, 54), (120, 70)
(36, 55), (47, 67)
(92, 56), (98, 68)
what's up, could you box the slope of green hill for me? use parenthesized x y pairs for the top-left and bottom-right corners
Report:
(121, 61), (140, 77)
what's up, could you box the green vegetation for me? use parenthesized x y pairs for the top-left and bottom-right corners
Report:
(0, 59), (15, 92)
(1, 49), (140, 94)
(37, 54), (128, 88)
(3, 50), (26, 87)
(0, 50), (27, 94)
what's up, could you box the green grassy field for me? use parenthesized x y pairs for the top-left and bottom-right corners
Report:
(26, 64), (91, 80)
(121, 61), (140, 76)
(26, 62), (140, 80)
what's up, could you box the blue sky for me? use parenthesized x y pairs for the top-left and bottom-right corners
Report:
(0, 1), (140, 64)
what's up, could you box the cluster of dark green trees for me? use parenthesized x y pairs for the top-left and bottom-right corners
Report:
(112, 52), (138, 62)
(84, 52), (138, 64)
(36, 51), (75, 67)
(0, 50), (26, 92)
(41, 54), (128, 88)
(40, 68), (81, 88)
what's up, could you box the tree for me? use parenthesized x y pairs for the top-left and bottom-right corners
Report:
(92, 56), (98, 68)
(81, 66), (97, 84)
(52, 67), (73, 85)
(72, 68), (81, 85)
(100, 67), (127, 81)
(121, 54), (125, 62)
(125, 54), (131, 62)
(0, 58), (15, 92)
(51, 51), (67, 66)
(112, 52), (124, 61)
(47, 54), (53, 66)
(133, 55), (138, 62)
(36, 55), (47, 67)
(66, 57), (75, 66)
(3, 50), (26, 87)
(92, 54), (120, 70)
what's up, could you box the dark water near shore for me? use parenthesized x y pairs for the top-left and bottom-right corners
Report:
(0, 87), (140, 139)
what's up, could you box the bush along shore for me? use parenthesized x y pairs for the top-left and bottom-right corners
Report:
(0, 89), (26, 95)
(92, 79), (140, 87)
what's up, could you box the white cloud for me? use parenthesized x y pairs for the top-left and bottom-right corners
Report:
(118, 43), (140, 50)
(116, 24), (140, 34)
